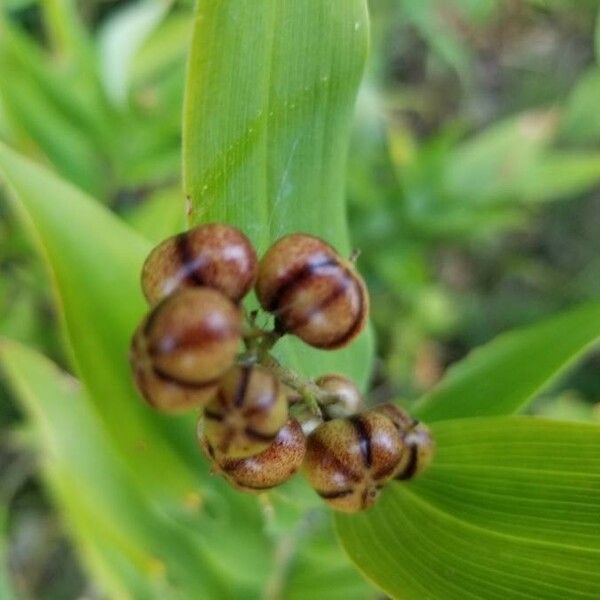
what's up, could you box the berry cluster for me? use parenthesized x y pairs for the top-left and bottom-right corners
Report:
(130, 224), (434, 512)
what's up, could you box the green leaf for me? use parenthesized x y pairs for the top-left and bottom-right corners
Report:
(0, 340), (236, 598)
(182, 0), (374, 388)
(0, 141), (197, 502)
(414, 300), (600, 422)
(561, 69), (600, 144)
(337, 416), (600, 600)
(445, 110), (558, 204)
(98, 0), (171, 106)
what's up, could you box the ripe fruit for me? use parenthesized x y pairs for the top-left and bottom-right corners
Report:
(303, 412), (408, 512)
(371, 403), (435, 480)
(315, 373), (363, 419)
(142, 223), (257, 304)
(130, 287), (241, 411)
(200, 418), (306, 493)
(255, 234), (368, 349)
(202, 365), (288, 458)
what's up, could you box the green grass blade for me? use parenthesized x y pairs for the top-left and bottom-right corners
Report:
(414, 300), (600, 422)
(0, 340), (228, 598)
(0, 142), (197, 502)
(182, 0), (374, 387)
(337, 416), (600, 599)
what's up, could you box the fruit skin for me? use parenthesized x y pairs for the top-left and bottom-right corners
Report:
(371, 403), (435, 480)
(142, 223), (257, 304)
(202, 365), (288, 458)
(130, 287), (241, 412)
(255, 234), (368, 349)
(200, 418), (306, 493)
(130, 326), (218, 412)
(315, 373), (363, 420)
(303, 411), (408, 513)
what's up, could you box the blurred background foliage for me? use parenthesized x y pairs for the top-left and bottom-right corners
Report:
(0, 0), (599, 597)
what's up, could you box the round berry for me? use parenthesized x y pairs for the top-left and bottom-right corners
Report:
(130, 287), (241, 411)
(200, 418), (306, 493)
(130, 327), (218, 412)
(315, 373), (363, 420)
(142, 223), (257, 304)
(370, 403), (435, 480)
(202, 365), (288, 458)
(256, 234), (368, 349)
(303, 412), (408, 512)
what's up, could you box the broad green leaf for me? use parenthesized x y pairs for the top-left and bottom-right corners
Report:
(182, 0), (374, 388)
(0, 142), (197, 502)
(337, 416), (600, 600)
(0, 340), (238, 599)
(414, 300), (600, 422)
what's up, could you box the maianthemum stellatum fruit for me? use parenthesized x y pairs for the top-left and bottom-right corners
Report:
(256, 234), (369, 349)
(202, 365), (288, 459)
(142, 223), (257, 305)
(130, 287), (241, 412)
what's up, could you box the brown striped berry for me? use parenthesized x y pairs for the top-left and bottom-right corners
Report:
(142, 223), (257, 304)
(371, 403), (435, 480)
(130, 287), (241, 412)
(200, 418), (306, 493)
(315, 373), (363, 420)
(303, 412), (409, 513)
(255, 234), (368, 349)
(202, 365), (288, 459)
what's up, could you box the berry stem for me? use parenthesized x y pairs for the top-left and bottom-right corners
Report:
(258, 354), (339, 417)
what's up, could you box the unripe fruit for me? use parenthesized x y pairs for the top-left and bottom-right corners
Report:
(303, 412), (409, 512)
(200, 419), (306, 493)
(315, 373), (363, 420)
(202, 365), (288, 458)
(371, 403), (435, 480)
(130, 287), (241, 411)
(142, 223), (257, 304)
(256, 234), (368, 349)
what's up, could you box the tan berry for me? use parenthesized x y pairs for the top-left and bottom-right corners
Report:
(142, 223), (257, 304)
(200, 418), (306, 493)
(315, 373), (363, 419)
(370, 403), (435, 480)
(202, 365), (288, 458)
(129, 287), (241, 412)
(303, 412), (409, 513)
(255, 234), (368, 349)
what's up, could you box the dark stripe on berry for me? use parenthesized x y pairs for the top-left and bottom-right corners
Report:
(396, 444), (418, 481)
(317, 488), (354, 499)
(152, 366), (218, 389)
(175, 233), (206, 286)
(236, 481), (280, 491)
(286, 270), (351, 331)
(318, 277), (365, 349)
(244, 427), (278, 443)
(266, 256), (338, 313)
(234, 365), (252, 408)
(349, 415), (372, 469)
(373, 459), (402, 481)
(308, 436), (362, 482)
(204, 409), (224, 421)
